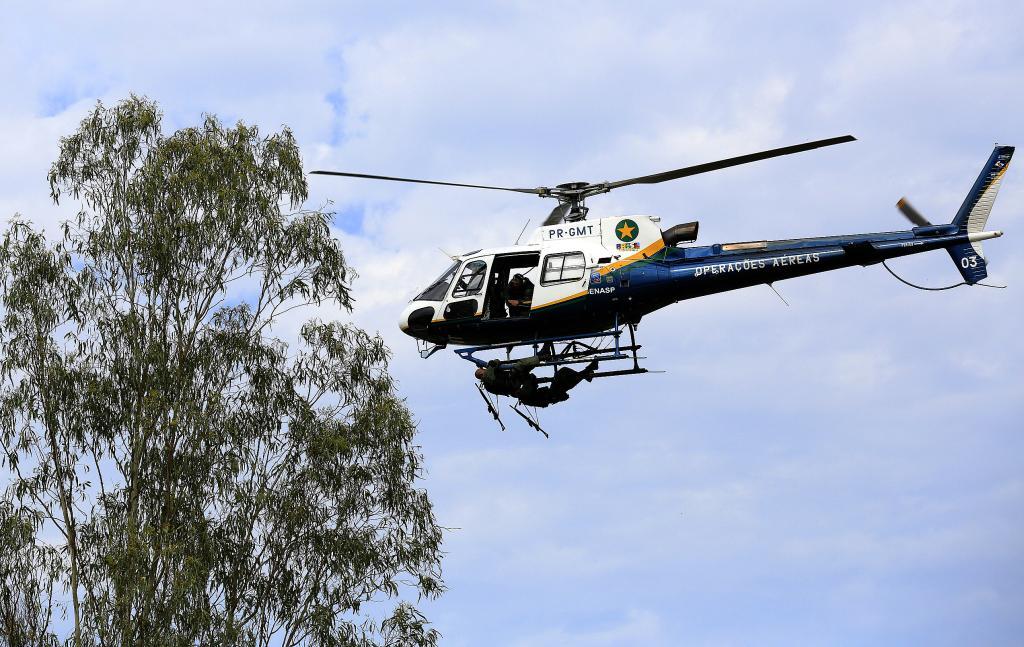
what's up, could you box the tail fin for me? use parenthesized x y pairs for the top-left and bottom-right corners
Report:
(947, 145), (1013, 283)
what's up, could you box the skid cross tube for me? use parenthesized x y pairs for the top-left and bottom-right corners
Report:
(455, 328), (631, 367)
(455, 323), (649, 381)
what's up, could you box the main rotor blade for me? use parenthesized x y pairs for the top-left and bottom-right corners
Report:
(604, 135), (857, 189)
(309, 170), (544, 195)
(896, 197), (933, 227)
(542, 203), (571, 227)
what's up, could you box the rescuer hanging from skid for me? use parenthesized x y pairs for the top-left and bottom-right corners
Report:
(475, 356), (598, 407)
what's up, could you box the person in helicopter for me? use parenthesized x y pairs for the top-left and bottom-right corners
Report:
(505, 273), (533, 317)
(516, 360), (599, 408)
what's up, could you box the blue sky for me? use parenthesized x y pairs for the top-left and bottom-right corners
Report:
(3, 1), (1023, 644)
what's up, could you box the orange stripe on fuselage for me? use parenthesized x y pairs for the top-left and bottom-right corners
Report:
(531, 289), (588, 310)
(597, 238), (665, 274)
(531, 237), (666, 311)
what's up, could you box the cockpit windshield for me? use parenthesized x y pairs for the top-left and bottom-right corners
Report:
(415, 261), (460, 301)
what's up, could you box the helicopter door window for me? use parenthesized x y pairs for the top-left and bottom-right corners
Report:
(541, 252), (586, 285)
(451, 260), (487, 298)
(415, 261), (460, 301)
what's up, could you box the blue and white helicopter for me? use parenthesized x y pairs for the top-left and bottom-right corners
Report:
(313, 137), (1012, 432)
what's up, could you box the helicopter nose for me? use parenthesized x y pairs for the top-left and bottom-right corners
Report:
(398, 303), (435, 338)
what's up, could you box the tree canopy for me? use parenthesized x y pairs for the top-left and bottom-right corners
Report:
(0, 96), (442, 646)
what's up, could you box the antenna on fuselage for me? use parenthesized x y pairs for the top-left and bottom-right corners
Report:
(514, 219), (531, 245)
(767, 282), (790, 306)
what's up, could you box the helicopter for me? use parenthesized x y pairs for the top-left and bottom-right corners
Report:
(312, 137), (1012, 432)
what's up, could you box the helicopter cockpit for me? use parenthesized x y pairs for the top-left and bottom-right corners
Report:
(414, 261), (460, 301)
(400, 250), (546, 339)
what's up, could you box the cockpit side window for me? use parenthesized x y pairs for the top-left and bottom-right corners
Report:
(415, 261), (459, 301)
(452, 259), (487, 298)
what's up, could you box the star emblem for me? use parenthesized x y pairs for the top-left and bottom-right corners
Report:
(614, 218), (639, 242)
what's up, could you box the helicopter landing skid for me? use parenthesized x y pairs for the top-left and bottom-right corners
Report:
(454, 321), (649, 382)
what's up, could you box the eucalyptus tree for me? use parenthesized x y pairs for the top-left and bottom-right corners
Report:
(0, 96), (442, 646)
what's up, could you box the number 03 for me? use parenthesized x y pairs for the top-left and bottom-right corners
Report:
(961, 255), (979, 269)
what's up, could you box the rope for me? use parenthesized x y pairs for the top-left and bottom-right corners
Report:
(881, 259), (1007, 291)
